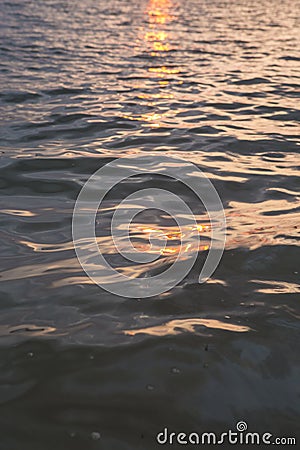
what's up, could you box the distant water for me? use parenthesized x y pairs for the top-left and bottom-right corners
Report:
(0, 0), (299, 448)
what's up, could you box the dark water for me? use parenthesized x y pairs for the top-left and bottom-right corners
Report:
(0, 0), (300, 448)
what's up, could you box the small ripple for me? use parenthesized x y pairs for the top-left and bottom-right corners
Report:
(0, 90), (41, 103)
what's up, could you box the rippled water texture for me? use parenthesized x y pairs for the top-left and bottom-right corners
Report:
(0, 0), (299, 448)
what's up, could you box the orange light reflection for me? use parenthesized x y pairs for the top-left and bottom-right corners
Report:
(127, 0), (180, 127)
(124, 318), (251, 336)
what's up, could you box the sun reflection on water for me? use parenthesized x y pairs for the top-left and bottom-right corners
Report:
(122, 0), (181, 127)
(123, 318), (251, 336)
(130, 222), (210, 255)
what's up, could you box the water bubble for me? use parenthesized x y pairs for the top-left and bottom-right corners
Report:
(91, 432), (101, 440)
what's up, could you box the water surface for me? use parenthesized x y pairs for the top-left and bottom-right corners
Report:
(0, 0), (299, 448)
